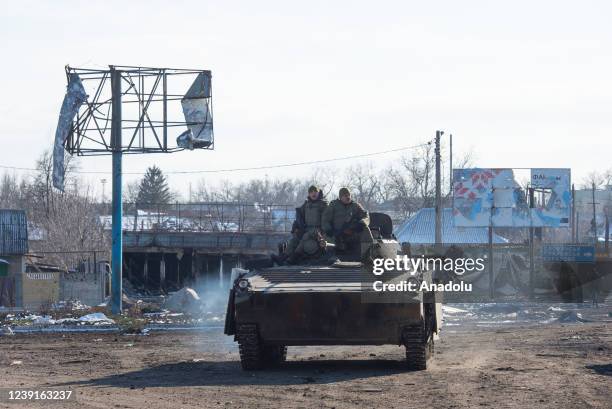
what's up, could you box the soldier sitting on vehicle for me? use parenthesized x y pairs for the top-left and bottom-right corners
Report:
(279, 185), (328, 264)
(322, 187), (373, 260)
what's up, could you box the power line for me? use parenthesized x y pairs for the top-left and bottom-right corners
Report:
(0, 141), (431, 176)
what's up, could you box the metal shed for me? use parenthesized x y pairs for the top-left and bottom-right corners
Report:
(394, 208), (508, 245)
(0, 209), (29, 255)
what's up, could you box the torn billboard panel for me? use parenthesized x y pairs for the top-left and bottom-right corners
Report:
(530, 168), (571, 227)
(452, 168), (495, 227)
(52, 74), (87, 190)
(177, 72), (213, 150)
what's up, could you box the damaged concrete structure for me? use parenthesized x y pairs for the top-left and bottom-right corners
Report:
(123, 230), (288, 292)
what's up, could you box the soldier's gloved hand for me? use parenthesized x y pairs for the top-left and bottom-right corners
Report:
(350, 221), (365, 232)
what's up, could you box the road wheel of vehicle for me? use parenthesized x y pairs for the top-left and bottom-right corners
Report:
(403, 323), (428, 371)
(263, 345), (287, 366)
(236, 324), (264, 370)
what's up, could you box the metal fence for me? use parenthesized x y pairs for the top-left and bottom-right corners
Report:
(99, 202), (296, 233)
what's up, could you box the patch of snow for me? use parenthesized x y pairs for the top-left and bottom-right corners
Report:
(442, 306), (468, 314)
(78, 313), (114, 324)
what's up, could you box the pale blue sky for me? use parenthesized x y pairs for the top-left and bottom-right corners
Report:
(1, 0), (610, 195)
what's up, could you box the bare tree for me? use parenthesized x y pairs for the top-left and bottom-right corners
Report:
(342, 163), (382, 209)
(20, 150), (109, 269)
(383, 144), (475, 218)
(0, 173), (23, 209)
(582, 170), (612, 189)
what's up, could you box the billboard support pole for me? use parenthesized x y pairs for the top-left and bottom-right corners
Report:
(110, 67), (123, 315)
(529, 187), (535, 300)
(434, 130), (443, 251)
(488, 226), (494, 299)
(53, 65), (214, 315)
(592, 183), (597, 249)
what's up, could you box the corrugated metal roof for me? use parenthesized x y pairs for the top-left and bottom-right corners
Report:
(394, 208), (507, 244)
(0, 210), (28, 255)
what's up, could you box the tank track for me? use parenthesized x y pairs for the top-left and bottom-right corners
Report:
(236, 324), (287, 370)
(236, 324), (264, 370)
(402, 321), (433, 371)
(264, 345), (288, 364)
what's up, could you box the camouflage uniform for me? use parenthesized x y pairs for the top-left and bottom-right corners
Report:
(322, 198), (373, 257)
(286, 196), (328, 260)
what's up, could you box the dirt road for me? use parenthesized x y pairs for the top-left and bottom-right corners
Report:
(0, 321), (610, 409)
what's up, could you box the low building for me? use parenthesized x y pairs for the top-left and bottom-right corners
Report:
(394, 208), (508, 245)
(0, 209), (28, 307)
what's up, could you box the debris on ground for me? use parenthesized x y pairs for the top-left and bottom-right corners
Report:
(1, 312), (115, 328)
(52, 299), (90, 311)
(163, 287), (202, 313)
(556, 311), (589, 323)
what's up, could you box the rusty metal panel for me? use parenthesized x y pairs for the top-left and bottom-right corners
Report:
(0, 210), (28, 255)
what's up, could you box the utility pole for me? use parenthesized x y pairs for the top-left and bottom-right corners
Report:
(449, 134), (453, 195)
(592, 183), (597, 248)
(571, 184), (575, 242)
(110, 67), (123, 314)
(605, 214), (610, 253)
(435, 130), (443, 250)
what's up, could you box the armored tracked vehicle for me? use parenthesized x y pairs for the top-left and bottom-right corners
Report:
(224, 213), (442, 370)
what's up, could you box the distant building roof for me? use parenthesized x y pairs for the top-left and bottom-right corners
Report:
(394, 208), (508, 245)
(0, 210), (28, 255)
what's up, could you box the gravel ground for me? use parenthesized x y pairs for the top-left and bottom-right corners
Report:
(0, 313), (610, 409)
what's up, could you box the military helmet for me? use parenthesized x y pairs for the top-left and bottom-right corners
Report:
(338, 187), (351, 197)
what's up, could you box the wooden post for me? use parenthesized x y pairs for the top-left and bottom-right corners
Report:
(488, 226), (494, 299)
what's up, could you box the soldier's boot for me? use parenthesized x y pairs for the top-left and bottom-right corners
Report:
(285, 254), (300, 265)
(270, 253), (288, 265)
(359, 227), (375, 260)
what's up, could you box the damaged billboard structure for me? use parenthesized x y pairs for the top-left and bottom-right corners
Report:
(52, 66), (214, 190)
(177, 72), (213, 150)
(52, 74), (87, 191)
(452, 168), (574, 299)
(51, 65), (214, 314)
